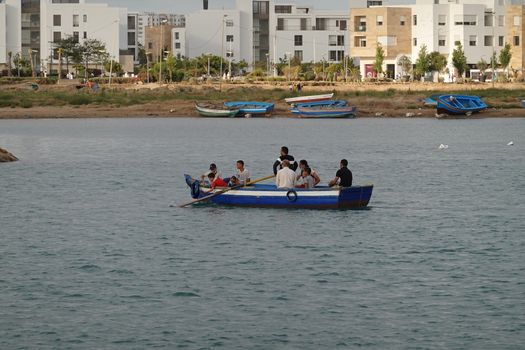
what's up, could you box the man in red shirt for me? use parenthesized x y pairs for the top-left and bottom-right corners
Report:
(207, 173), (228, 190)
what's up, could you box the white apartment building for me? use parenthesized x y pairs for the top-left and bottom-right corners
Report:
(270, 4), (349, 64)
(137, 13), (185, 47)
(0, 2), (6, 68)
(172, 28), (187, 58)
(408, 0), (508, 79)
(0, 0), (128, 73)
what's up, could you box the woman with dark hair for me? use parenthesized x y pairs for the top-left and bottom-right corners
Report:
(296, 159), (321, 186)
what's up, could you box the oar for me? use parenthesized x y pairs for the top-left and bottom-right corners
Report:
(179, 174), (275, 208)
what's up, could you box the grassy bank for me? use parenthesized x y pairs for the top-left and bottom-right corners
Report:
(1, 85), (524, 109)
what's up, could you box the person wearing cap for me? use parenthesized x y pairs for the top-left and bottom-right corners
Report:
(275, 160), (296, 189)
(273, 146), (298, 175)
(200, 163), (222, 184)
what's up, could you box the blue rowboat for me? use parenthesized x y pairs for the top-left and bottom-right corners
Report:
(293, 100), (348, 108)
(223, 101), (274, 116)
(184, 175), (372, 209)
(292, 106), (357, 119)
(423, 94), (441, 106)
(436, 95), (487, 115)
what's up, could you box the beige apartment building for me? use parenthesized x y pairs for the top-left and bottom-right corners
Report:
(350, 7), (412, 79)
(145, 25), (175, 64)
(506, 5), (525, 79)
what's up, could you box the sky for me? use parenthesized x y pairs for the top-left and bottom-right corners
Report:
(87, 0), (351, 12)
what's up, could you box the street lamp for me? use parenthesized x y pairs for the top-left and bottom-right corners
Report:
(286, 52), (291, 82)
(266, 53), (270, 78)
(159, 18), (168, 85)
(30, 49), (39, 78)
(220, 14), (228, 91)
(146, 51), (152, 83)
(491, 11), (495, 88)
(205, 52), (211, 81)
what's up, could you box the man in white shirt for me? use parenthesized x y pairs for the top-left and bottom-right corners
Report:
(276, 160), (296, 189)
(236, 160), (251, 185)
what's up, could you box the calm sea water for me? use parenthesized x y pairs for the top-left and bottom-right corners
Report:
(1, 118), (524, 349)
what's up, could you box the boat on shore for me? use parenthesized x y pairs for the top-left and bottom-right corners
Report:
(195, 103), (240, 118)
(436, 95), (487, 115)
(521, 100), (525, 108)
(293, 100), (348, 109)
(223, 101), (274, 117)
(292, 106), (357, 119)
(285, 93), (335, 105)
(184, 175), (373, 209)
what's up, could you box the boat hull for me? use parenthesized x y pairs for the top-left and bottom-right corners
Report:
(224, 102), (275, 116)
(195, 105), (239, 117)
(285, 93), (335, 104)
(293, 106), (357, 118)
(436, 95), (487, 115)
(184, 175), (372, 209)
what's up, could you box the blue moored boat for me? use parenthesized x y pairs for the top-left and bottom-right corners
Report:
(293, 100), (348, 108)
(292, 106), (357, 119)
(184, 175), (372, 209)
(223, 101), (274, 117)
(436, 94), (487, 115)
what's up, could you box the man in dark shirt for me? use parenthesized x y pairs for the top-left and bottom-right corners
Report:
(328, 159), (353, 187)
(273, 146), (298, 175)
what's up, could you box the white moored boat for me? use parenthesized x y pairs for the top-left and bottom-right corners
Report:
(285, 93), (334, 105)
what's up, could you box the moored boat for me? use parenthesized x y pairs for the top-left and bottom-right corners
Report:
(285, 93), (335, 105)
(521, 100), (525, 108)
(292, 106), (357, 119)
(184, 175), (372, 209)
(223, 101), (274, 116)
(436, 95), (487, 115)
(195, 103), (240, 118)
(293, 100), (348, 109)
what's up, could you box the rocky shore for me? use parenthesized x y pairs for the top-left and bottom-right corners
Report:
(0, 147), (18, 162)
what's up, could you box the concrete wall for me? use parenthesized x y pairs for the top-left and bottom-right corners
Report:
(145, 25), (175, 63)
(4, 0), (21, 60)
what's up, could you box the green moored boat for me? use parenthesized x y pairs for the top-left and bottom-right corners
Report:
(195, 103), (239, 118)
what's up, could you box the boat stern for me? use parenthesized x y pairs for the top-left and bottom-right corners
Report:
(338, 185), (373, 209)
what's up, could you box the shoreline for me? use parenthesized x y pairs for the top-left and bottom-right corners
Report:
(1, 103), (524, 119)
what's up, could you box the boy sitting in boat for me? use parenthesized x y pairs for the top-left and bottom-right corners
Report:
(296, 167), (315, 189)
(207, 173), (228, 191)
(296, 159), (321, 186)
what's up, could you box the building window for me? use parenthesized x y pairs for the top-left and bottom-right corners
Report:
(338, 35), (344, 46)
(336, 20), (347, 30)
(376, 15), (383, 26)
(83, 31), (87, 39)
(329, 35), (337, 46)
(469, 35), (477, 46)
(484, 14), (493, 27)
(127, 16), (135, 30)
(73, 14), (79, 27)
(378, 36), (396, 46)
(53, 31), (61, 43)
(83, 14), (87, 23)
(225, 20), (234, 27)
(484, 35), (493, 46)
(329, 50), (337, 61)
(53, 14), (61, 26)
(400, 16), (405, 26)
(513, 36), (520, 46)
(148, 42), (153, 49)
(294, 35), (303, 46)
(175, 32), (179, 40)
(413, 37), (417, 46)
(438, 15), (446, 26)
(275, 5), (292, 14)
(294, 50), (303, 61)
(277, 18), (284, 31)
(498, 36), (504, 46)
(438, 36), (446, 46)
(413, 15), (417, 25)
(127, 32), (135, 45)
(498, 15), (504, 27)
(454, 15), (477, 25)
(355, 36), (366, 47)
(226, 35), (234, 42)
(226, 50), (233, 58)
(175, 42), (181, 49)
(73, 31), (79, 43)
(513, 16), (520, 26)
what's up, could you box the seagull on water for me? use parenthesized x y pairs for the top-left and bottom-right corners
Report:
(507, 141), (514, 146)
(439, 144), (449, 150)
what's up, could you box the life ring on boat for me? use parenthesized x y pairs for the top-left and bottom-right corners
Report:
(190, 181), (201, 199)
(286, 190), (298, 202)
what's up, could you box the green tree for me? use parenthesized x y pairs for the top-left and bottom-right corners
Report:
(397, 55), (412, 79)
(477, 58), (488, 74)
(428, 51), (447, 81)
(55, 36), (79, 75)
(372, 43), (385, 76)
(452, 42), (467, 78)
(414, 44), (430, 79)
(78, 39), (106, 78)
(103, 60), (123, 76)
(137, 46), (147, 66)
(499, 43), (512, 79)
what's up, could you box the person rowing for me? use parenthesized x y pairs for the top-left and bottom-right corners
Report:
(273, 146), (298, 175)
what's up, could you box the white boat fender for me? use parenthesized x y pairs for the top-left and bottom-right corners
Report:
(507, 141), (514, 146)
(286, 190), (298, 202)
